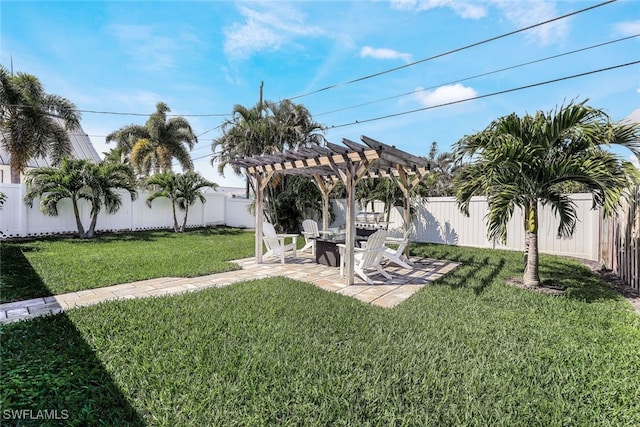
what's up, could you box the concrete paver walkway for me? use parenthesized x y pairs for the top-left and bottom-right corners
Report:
(0, 254), (459, 324)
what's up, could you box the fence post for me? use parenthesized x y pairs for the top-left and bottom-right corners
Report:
(18, 183), (27, 237)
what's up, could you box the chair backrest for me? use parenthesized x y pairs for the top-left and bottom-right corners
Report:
(301, 219), (319, 240)
(262, 222), (280, 251)
(359, 229), (388, 268)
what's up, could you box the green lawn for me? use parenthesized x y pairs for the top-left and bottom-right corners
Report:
(1, 231), (639, 425)
(0, 227), (256, 303)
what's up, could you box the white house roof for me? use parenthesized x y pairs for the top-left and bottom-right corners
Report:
(0, 116), (102, 168)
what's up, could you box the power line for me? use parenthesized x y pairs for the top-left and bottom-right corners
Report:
(182, 60), (639, 164)
(315, 34), (639, 117)
(288, 0), (618, 101)
(76, 109), (228, 118)
(328, 60), (640, 129)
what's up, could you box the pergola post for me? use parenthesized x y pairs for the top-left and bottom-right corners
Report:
(313, 175), (337, 232)
(343, 165), (356, 285)
(252, 170), (274, 264)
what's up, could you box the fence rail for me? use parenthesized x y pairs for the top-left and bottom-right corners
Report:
(600, 186), (640, 292)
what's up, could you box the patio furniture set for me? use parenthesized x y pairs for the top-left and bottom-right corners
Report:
(263, 218), (413, 285)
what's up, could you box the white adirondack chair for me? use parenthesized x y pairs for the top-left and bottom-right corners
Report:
(383, 231), (413, 270)
(263, 222), (298, 264)
(300, 219), (319, 255)
(339, 229), (391, 284)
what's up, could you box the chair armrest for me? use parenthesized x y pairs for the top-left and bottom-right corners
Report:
(385, 237), (406, 244)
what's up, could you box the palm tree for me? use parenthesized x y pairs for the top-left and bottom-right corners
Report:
(0, 66), (81, 183)
(211, 102), (273, 199)
(85, 162), (138, 238)
(106, 102), (197, 176)
(421, 142), (457, 197)
(454, 99), (640, 287)
(145, 171), (217, 232)
(211, 100), (325, 200)
(23, 158), (137, 238)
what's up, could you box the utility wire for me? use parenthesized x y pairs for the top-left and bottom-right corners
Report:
(328, 60), (640, 129)
(315, 34), (639, 117)
(183, 60), (639, 164)
(75, 109), (227, 118)
(288, 0), (618, 101)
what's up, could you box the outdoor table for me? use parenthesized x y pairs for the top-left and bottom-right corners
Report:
(314, 232), (367, 267)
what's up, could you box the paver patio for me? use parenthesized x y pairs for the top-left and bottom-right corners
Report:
(0, 254), (459, 324)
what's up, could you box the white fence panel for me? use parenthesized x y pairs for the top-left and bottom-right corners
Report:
(330, 194), (600, 261)
(0, 183), (601, 261)
(0, 184), (26, 238)
(225, 198), (255, 228)
(0, 184), (246, 237)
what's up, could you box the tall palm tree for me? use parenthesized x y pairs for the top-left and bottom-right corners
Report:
(211, 100), (325, 200)
(454, 99), (640, 287)
(23, 158), (137, 238)
(0, 66), (81, 183)
(145, 171), (217, 232)
(211, 102), (273, 199)
(106, 102), (196, 176)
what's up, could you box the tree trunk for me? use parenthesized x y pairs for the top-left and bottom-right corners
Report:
(180, 205), (189, 232)
(10, 164), (21, 184)
(87, 213), (98, 238)
(72, 199), (87, 238)
(523, 204), (530, 271)
(171, 202), (179, 232)
(523, 204), (540, 287)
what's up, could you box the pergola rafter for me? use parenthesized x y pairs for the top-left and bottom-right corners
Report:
(231, 135), (430, 285)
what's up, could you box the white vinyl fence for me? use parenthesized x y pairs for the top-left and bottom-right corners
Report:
(331, 193), (601, 261)
(0, 183), (255, 238)
(0, 184), (602, 262)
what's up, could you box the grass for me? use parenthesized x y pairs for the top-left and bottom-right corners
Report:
(1, 233), (639, 425)
(0, 227), (256, 303)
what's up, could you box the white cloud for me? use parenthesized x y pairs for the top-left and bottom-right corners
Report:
(360, 46), (412, 63)
(614, 20), (640, 36)
(412, 83), (478, 107)
(490, 0), (567, 46)
(391, 0), (568, 44)
(390, 0), (487, 20)
(630, 154), (640, 169)
(224, 3), (325, 60)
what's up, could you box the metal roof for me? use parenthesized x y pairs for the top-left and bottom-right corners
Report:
(0, 116), (102, 168)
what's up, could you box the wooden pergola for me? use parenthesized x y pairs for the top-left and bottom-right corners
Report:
(230, 135), (431, 285)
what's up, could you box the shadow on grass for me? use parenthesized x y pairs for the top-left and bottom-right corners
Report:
(0, 243), (49, 304)
(411, 243), (623, 304)
(0, 313), (144, 426)
(539, 255), (621, 303)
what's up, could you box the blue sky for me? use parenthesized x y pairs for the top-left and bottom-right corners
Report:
(2, 0), (639, 188)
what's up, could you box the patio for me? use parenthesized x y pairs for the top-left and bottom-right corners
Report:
(0, 252), (459, 324)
